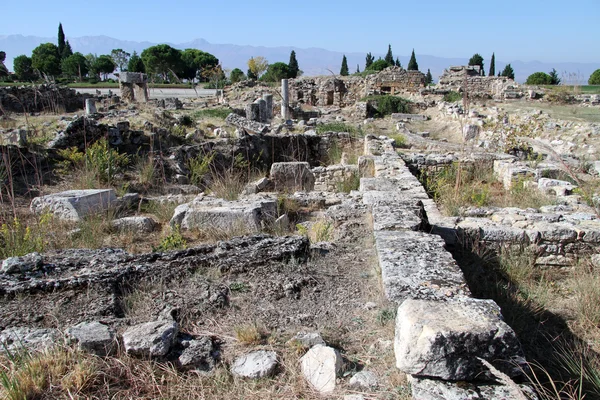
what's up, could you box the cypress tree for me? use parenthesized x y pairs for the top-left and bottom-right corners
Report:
(489, 53), (495, 77)
(340, 55), (349, 76)
(365, 52), (374, 69)
(384, 44), (394, 66)
(356, 64), (360, 74)
(288, 50), (299, 78)
(58, 23), (66, 59)
(426, 69), (433, 84)
(407, 49), (419, 71)
(395, 57), (401, 68)
(62, 40), (73, 59)
(500, 64), (515, 80)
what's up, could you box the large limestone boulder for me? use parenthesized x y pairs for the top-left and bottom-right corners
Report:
(0, 327), (59, 353)
(30, 189), (116, 221)
(270, 162), (315, 192)
(122, 320), (178, 358)
(66, 321), (116, 356)
(300, 344), (343, 394)
(231, 350), (278, 379)
(395, 298), (524, 381)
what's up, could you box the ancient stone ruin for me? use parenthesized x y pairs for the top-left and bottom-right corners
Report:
(119, 72), (149, 103)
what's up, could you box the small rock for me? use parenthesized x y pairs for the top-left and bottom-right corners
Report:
(66, 321), (116, 356)
(1, 252), (43, 274)
(291, 331), (326, 348)
(123, 320), (178, 357)
(349, 370), (379, 390)
(300, 344), (343, 394)
(111, 216), (157, 233)
(231, 350), (278, 379)
(178, 336), (216, 372)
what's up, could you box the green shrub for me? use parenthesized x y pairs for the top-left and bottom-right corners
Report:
(443, 91), (462, 102)
(58, 139), (129, 184)
(589, 69), (600, 85)
(362, 95), (412, 116)
(316, 122), (357, 135)
(366, 59), (389, 72)
(153, 225), (186, 252)
(526, 72), (553, 85)
(336, 172), (360, 193)
(192, 108), (232, 120)
(0, 215), (50, 259)
(390, 134), (407, 148)
(188, 151), (215, 186)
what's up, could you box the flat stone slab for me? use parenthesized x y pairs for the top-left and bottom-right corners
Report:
(0, 327), (59, 353)
(225, 113), (269, 134)
(231, 350), (278, 379)
(30, 189), (116, 221)
(374, 230), (469, 303)
(119, 72), (147, 84)
(172, 198), (277, 232)
(410, 376), (538, 400)
(270, 162), (315, 192)
(66, 321), (116, 356)
(391, 113), (428, 121)
(360, 178), (426, 194)
(395, 298), (525, 381)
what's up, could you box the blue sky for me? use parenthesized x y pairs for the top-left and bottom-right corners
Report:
(2, 0), (599, 63)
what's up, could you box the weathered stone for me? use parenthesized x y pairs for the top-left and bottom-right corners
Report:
(395, 298), (525, 380)
(1, 252), (43, 274)
(281, 79), (290, 119)
(391, 113), (428, 121)
(257, 99), (267, 123)
(410, 376), (538, 400)
(291, 331), (326, 348)
(30, 189), (117, 221)
(111, 216), (157, 233)
(262, 93), (273, 119)
(374, 230), (469, 303)
(2, 129), (27, 146)
(85, 98), (97, 115)
(349, 370), (379, 390)
(231, 350), (278, 379)
(0, 327), (59, 353)
(66, 321), (116, 356)
(270, 162), (315, 191)
(119, 72), (147, 84)
(178, 336), (216, 372)
(245, 102), (260, 122)
(300, 344), (343, 394)
(225, 113), (269, 134)
(123, 320), (178, 357)
(462, 124), (480, 141)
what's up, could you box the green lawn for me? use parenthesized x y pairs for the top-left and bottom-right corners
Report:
(0, 81), (196, 89)
(541, 85), (600, 94)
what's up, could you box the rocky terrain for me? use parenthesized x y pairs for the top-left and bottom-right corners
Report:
(1, 68), (599, 399)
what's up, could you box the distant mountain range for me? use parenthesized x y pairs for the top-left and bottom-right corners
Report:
(1, 34), (598, 84)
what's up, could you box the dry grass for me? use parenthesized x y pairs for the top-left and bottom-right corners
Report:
(423, 161), (555, 216)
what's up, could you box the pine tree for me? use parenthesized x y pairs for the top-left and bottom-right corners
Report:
(288, 50), (299, 79)
(426, 69), (433, 84)
(468, 53), (484, 76)
(384, 45), (394, 66)
(488, 53), (495, 77)
(395, 57), (401, 68)
(365, 52), (374, 69)
(340, 55), (349, 76)
(407, 49), (419, 71)
(58, 23), (66, 59)
(62, 40), (73, 59)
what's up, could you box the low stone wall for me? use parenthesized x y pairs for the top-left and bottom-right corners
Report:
(0, 84), (86, 114)
(361, 136), (532, 398)
(312, 164), (358, 192)
(437, 65), (522, 99)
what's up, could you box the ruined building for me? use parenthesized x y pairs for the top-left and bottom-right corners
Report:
(437, 66), (520, 99)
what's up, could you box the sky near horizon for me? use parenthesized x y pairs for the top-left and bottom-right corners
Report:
(2, 0), (599, 63)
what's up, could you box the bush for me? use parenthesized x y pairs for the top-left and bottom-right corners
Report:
(526, 72), (553, 85)
(443, 91), (462, 102)
(192, 108), (231, 120)
(363, 95), (412, 116)
(366, 59), (389, 72)
(316, 122), (357, 135)
(589, 69), (600, 85)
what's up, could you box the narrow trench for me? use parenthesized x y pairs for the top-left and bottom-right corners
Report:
(406, 162), (600, 398)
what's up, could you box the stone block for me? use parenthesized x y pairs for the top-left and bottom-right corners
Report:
(231, 350), (278, 379)
(30, 189), (117, 221)
(270, 162), (315, 192)
(119, 72), (147, 84)
(375, 231), (469, 303)
(66, 321), (116, 356)
(0, 327), (59, 353)
(410, 376), (538, 400)
(395, 298), (525, 380)
(300, 344), (343, 394)
(123, 320), (178, 358)
(391, 113), (428, 121)
(225, 113), (269, 134)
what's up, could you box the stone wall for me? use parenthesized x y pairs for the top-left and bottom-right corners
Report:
(312, 164), (358, 192)
(0, 84), (86, 114)
(437, 65), (521, 99)
(365, 66), (426, 94)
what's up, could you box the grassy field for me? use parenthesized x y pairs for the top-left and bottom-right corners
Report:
(541, 85), (600, 94)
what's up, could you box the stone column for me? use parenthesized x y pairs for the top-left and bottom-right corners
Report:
(262, 94), (273, 120)
(85, 98), (97, 115)
(281, 79), (289, 120)
(246, 103), (260, 122)
(257, 99), (267, 123)
(119, 83), (134, 103)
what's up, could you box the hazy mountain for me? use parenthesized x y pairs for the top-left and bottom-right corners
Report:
(1, 34), (597, 83)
